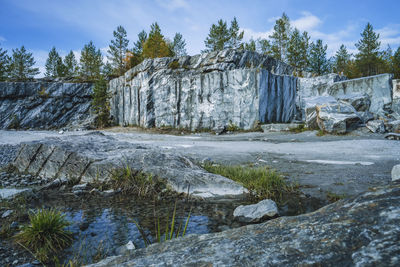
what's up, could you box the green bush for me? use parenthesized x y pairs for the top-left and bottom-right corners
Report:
(168, 60), (180, 69)
(202, 164), (297, 201)
(14, 208), (72, 262)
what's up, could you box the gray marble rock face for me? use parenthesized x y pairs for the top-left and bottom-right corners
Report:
(109, 49), (298, 131)
(303, 96), (337, 129)
(0, 82), (95, 129)
(86, 184), (400, 267)
(366, 120), (386, 133)
(386, 120), (400, 133)
(11, 132), (246, 198)
(316, 101), (362, 134)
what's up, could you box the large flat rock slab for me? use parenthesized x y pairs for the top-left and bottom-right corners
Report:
(11, 132), (246, 198)
(87, 184), (400, 266)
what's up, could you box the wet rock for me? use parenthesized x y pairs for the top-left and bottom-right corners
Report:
(392, 165), (400, 182)
(233, 199), (278, 223)
(11, 133), (247, 198)
(316, 101), (362, 134)
(366, 120), (386, 133)
(86, 184), (400, 267)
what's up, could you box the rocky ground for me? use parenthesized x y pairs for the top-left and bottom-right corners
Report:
(0, 128), (399, 266)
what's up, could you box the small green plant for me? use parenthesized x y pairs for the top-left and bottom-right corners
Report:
(133, 200), (192, 247)
(316, 129), (326, 136)
(14, 208), (72, 262)
(110, 164), (165, 197)
(226, 121), (240, 132)
(202, 163), (297, 201)
(168, 60), (180, 69)
(38, 87), (50, 98)
(8, 114), (20, 129)
(288, 124), (308, 133)
(326, 192), (346, 203)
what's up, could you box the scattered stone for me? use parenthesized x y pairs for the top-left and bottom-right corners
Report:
(10, 221), (19, 229)
(233, 199), (278, 223)
(101, 189), (117, 197)
(384, 133), (400, 140)
(261, 123), (303, 132)
(392, 165), (400, 182)
(116, 241), (136, 255)
(1, 210), (13, 218)
(72, 183), (88, 191)
(316, 101), (362, 134)
(386, 120), (400, 133)
(0, 188), (33, 200)
(366, 120), (386, 133)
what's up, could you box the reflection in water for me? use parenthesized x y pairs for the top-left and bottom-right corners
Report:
(35, 192), (324, 265)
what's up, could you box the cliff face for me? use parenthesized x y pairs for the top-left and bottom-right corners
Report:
(0, 81), (94, 129)
(109, 49), (298, 131)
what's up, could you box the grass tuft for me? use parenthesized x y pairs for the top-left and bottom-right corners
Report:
(202, 163), (297, 201)
(14, 208), (72, 262)
(287, 124), (308, 133)
(326, 192), (346, 203)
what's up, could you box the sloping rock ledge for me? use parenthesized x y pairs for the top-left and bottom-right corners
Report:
(10, 132), (246, 198)
(87, 184), (400, 266)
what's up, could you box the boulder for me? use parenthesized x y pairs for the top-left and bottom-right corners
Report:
(85, 184), (400, 267)
(303, 96), (337, 129)
(366, 120), (386, 133)
(0, 188), (33, 200)
(358, 110), (375, 124)
(11, 133), (246, 199)
(337, 93), (371, 111)
(392, 165), (400, 182)
(386, 120), (400, 133)
(233, 199), (278, 223)
(316, 101), (362, 134)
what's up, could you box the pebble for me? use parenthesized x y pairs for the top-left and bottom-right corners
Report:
(1, 210), (13, 218)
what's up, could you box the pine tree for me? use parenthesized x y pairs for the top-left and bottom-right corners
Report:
(107, 25), (129, 76)
(257, 39), (272, 55)
(333, 44), (351, 74)
(287, 28), (309, 71)
(393, 46), (400, 79)
(0, 46), (10, 81)
(270, 13), (291, 62)
(228, 17), (244, 49)
(142, 22), (172, 59)
(102, 62), (114, 78)
(128, 30), (148, 68)
(171, 33), (187, 57)
(204, 19), (230, 52)
(45, 47), (64, 78)
(355, 22), (381, 77)
(244, 39), (256, 52)
(92, 75), (110, 128)
(308, 39), (330, 75)
(379, 45), (394, 74)
(79, 41), (103, 81)
(63, 51), (78, 77)
(9, 46), (40, 80)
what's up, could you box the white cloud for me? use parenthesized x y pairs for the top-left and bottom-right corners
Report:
(377, 24), (400, 48)
(0, 36), (5, 42)
(242, 28), (273, 41)
(292, 11), (322, 32)
(156, 0), (189, 11)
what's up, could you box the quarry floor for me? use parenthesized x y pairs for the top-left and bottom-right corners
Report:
(1, 128), (398, 199)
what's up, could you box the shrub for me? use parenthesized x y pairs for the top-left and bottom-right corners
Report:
(168, 60), (180, 69)
(92, 76), (110, 128)
(14, 208), (72, 262)
(202, 164), (297, 201)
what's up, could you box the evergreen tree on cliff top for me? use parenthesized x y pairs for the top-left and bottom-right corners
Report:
(333, 44), (351, 75)
(228, 17), (244, 50)
(270, 13), (291, 62)
(0, 46), (10, 81)
(128, 30), (147, 68)
(393, 47), (400, 79)
(9, 46), (40, 80)
(355, 23), (381, 77)
(171, 33), (187, 57)
(204, 19), (230, 52)
(287, 28), (309, 71)
(142, 23), (173, 59)
(108, 25), (129, 76)
(45, 47), (64, 78)
(63, 51), (78, 78)
(308, 39), (330, 75)
(79, 41), (103, 81)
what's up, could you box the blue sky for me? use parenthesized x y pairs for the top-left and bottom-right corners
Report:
(1, 0), (399, 76)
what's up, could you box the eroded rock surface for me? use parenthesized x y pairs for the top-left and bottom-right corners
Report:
(87, 184), (400, 267)
(109, 49), (298, 131)
(10, 132), (246, 198)
(0, 81), (94, 130)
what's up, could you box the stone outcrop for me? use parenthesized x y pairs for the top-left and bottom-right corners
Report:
(87, 184), (400, 267)
(392, 79), (400, 114)
(10, 132), (246, 198)
(109, 49), (297, 131)
(366, 120), (386, 133)
(233, 199), (278, 223)
(0, 81), (94, 129)
(392, 165), (400, 182)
